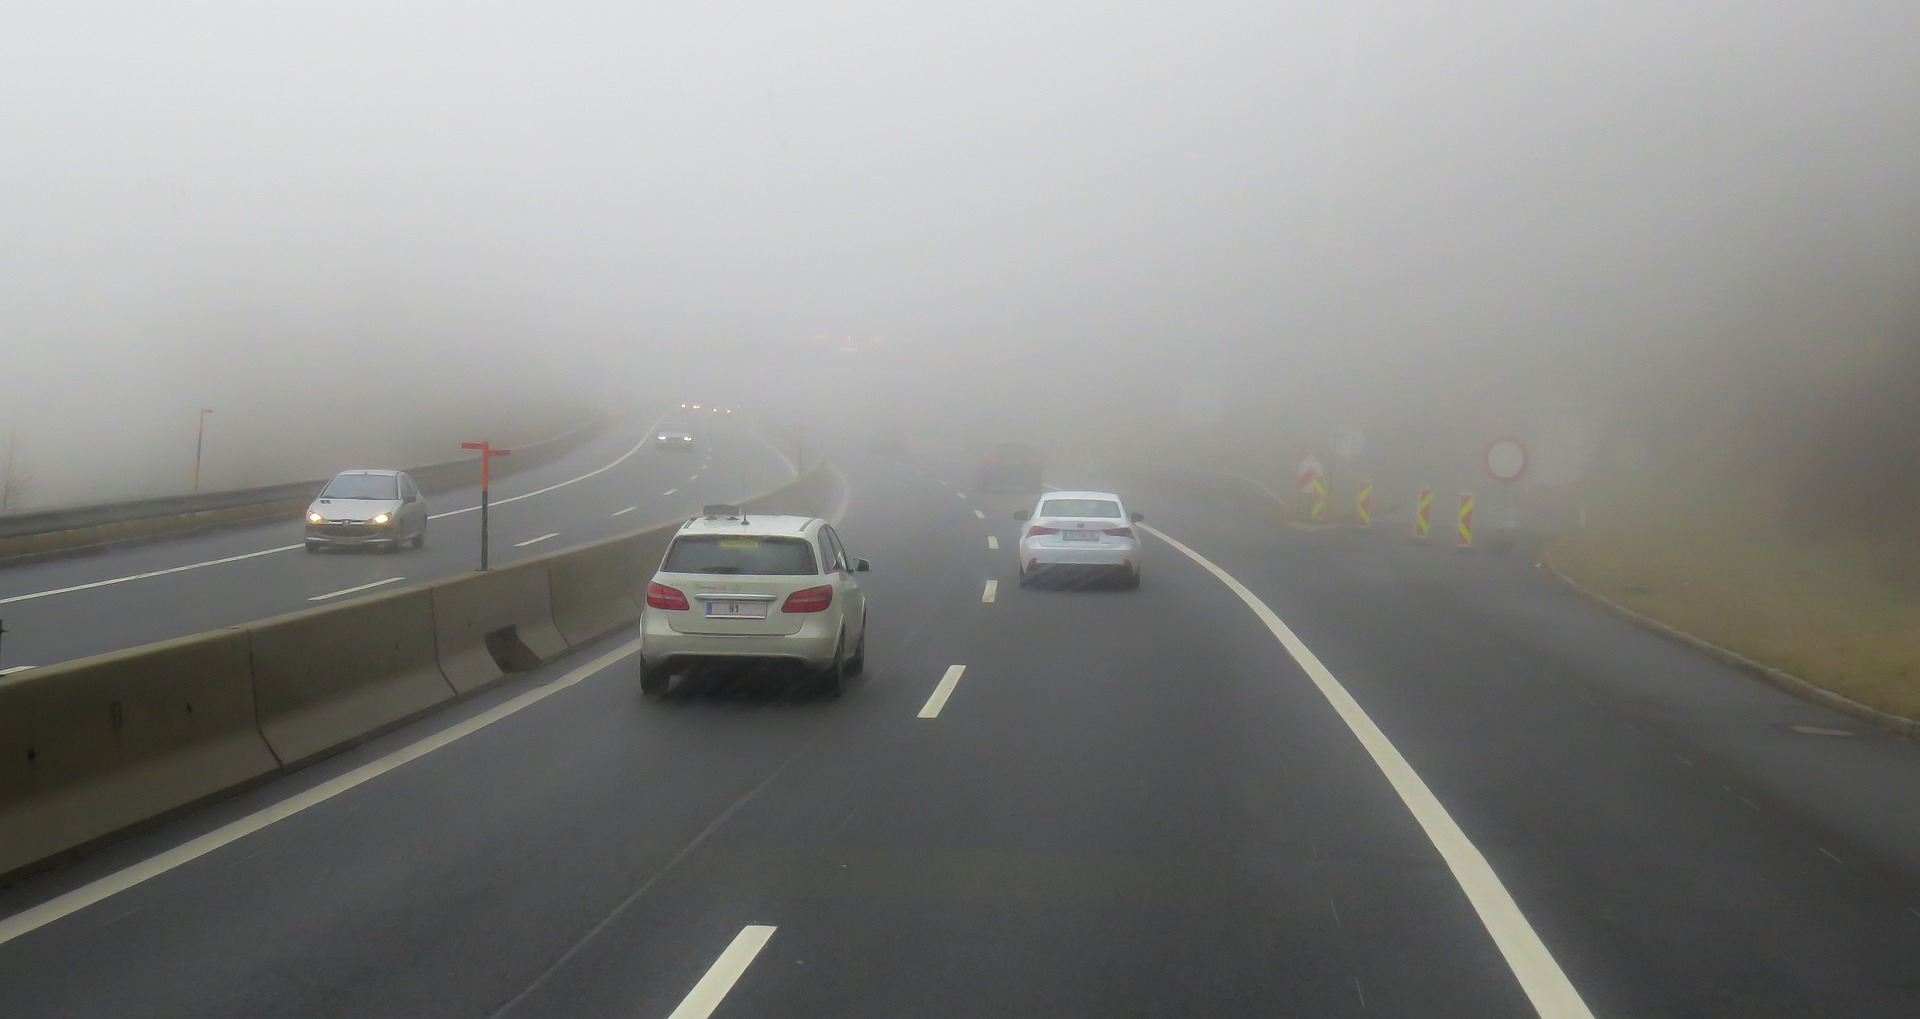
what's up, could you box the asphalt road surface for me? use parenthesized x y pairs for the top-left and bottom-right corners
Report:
(0, 410), (797, 671)
(3, 444), (1920, 1017)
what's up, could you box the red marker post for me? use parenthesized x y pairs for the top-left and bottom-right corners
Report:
(460, 441), (512, 570)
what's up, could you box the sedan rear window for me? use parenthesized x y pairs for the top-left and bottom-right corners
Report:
(1041, 499), (1122, 518)
(322, 474), (398, 499)
(663, 535), (818, 576)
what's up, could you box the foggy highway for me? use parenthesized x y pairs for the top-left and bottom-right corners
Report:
(0, 411), (796, 671)
(5, 443), (1920, 1017)
(9, 0), (1920, 1016)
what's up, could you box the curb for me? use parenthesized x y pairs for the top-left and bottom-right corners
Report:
(1539, 551), (1920, 741)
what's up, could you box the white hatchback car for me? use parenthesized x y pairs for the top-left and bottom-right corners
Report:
(639, 505), (869, 696)
(1014, 490), (1145, 589)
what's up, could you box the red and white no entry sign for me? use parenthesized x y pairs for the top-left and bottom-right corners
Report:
(1483, 437), (1528, 483)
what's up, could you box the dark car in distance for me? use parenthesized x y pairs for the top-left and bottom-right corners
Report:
(976, 442), (1043, 492)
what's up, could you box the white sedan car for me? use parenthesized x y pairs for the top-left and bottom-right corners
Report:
(1013, 490), (1144, 589)
(639, 505), (869, 696)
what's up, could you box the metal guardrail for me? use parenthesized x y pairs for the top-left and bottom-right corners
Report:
(0, 413), (609, 554)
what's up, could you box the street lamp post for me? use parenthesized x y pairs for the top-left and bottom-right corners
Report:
(192, 408), (214, 492)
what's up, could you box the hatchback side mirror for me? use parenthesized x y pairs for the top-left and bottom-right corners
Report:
(1013, 509), (1030, 521)
(1129, 511), (1144, 523)
(854, 558), (871, 573)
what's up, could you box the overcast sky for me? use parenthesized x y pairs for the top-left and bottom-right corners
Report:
(4, 1), (1918, 499)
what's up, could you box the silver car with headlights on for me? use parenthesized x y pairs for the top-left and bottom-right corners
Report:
(304, 469), (427, 553)
(639, 504), (869, 697)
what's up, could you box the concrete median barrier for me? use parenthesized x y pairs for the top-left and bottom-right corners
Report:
(547, 529), (674, 647)
(429, 565), (571, 694)
(0, 629), (277, 879)
(246, 588), (454, 768)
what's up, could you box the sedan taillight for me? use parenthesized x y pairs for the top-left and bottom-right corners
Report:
(1102, 527), (1134, 538)
(1026, 525), (1060, 536)
(781, 585), (834, 613)
(646, 582), (690, 610)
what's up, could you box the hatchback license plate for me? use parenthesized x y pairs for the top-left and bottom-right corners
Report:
(705, 599), (768, 618)
(1063, 530), (1100, 542)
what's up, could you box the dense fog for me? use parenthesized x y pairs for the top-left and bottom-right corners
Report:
(4, 1), (1916, 508)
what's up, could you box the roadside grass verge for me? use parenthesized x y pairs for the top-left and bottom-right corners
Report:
(1550, 489), (1920, 720)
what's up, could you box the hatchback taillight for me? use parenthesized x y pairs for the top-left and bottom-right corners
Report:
(646, 582), (690, 610)
(1026, 525), (1060, 536)
(781, 585), (834, 613)
(1103, 527), (1134, 538)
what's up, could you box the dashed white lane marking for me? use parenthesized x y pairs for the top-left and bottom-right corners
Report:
(973, 509), (986, 520)
(0, 666), (33, 676)
(1144, 523), (1596, 1019)
(665, 925), (778, 1019)
(0, 639), (644, 947)
(514, 533), (560, 548)
(956, 492), (968, 500)
(987, 536), (999, 550)
(936, 480), (950, 487)
(917, 665), (966, 719)
(663, 488), (678, 496)
(1820, 846), (1844, 864)
(688, 474), (701, 483)
(612, 506), (638, 517)
(982, 580), (997, 603)
(307, 577), (406, 602)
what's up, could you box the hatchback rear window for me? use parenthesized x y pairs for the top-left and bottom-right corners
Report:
(663, 535), (818, 576)
(322, 474), (398, 499)
(1041, 499), (1122, 518)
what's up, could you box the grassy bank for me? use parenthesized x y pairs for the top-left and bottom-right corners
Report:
(1549, 486), (1920, 720)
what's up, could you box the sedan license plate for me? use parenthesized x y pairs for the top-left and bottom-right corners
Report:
(1062, 529), (1100, 542)
(705, 599), (768, 618)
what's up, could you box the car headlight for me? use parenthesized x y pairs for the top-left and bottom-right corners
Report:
(307, 511), (323, 524)
(371, 512), (391, 525)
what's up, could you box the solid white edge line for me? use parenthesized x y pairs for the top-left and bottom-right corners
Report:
(514, 533), (560, 548)
(612, 506), (638, 517)
(917, 665), (966, 719)
(0, 666), (32, 676)
(664, 925), (778, 1019)
(307, 577), (405, 602)
(0, 545), (304, 606)
(0, 638), (644, 948)
(987, 535), (999, 550)
(981, 580), (997, 603)
(1141, 522), (1595, 1019)
(427, 409), (675, 520)
(0, 411), (679, 607)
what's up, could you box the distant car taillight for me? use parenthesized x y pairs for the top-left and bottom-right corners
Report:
(1024, 455), (1039, 464)
(982, 454), (1001, 464)
(781, 585), (834, 613)
(1026, 525), (1060, 536)
(1102, 527), (1134, 538)
(646, 582), (690, 610)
